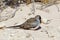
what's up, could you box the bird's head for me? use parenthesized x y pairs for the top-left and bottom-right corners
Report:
(35, 15), (42, 23)
(35, 15), (51, 25)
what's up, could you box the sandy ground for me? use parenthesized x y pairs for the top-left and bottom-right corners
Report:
(0, 3), (60, 40)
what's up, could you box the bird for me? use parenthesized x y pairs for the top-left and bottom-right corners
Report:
(5, 15), (42, 30)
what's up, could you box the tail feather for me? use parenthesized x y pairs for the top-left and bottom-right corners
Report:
(6, 25), (21, 29)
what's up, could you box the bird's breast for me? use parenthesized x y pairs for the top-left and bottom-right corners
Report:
(30, 21), (40, 27)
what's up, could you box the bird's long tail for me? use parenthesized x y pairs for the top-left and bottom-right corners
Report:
(5, 25), (21, 29)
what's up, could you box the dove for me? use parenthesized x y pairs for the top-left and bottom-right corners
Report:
(2, 15), (42, 30)
(0, 15), (51, 30)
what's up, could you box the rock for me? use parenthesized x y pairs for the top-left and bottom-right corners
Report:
(41, 18), (51, 24)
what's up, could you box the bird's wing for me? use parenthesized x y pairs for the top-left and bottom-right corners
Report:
(26, 18), (36, 23)
(20, 18), (38, 29)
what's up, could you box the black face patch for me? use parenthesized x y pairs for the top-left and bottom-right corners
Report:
(39, 16), (41, 23)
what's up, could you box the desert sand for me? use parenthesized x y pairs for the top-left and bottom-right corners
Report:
(0, 3), (60, 40)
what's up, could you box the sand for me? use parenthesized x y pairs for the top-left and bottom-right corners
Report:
(0, 3), (60, 40)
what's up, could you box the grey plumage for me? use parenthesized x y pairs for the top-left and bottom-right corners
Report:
(6, 15), (42, 30)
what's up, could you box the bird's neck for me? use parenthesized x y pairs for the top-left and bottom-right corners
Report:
(36, 18), (40, 22)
